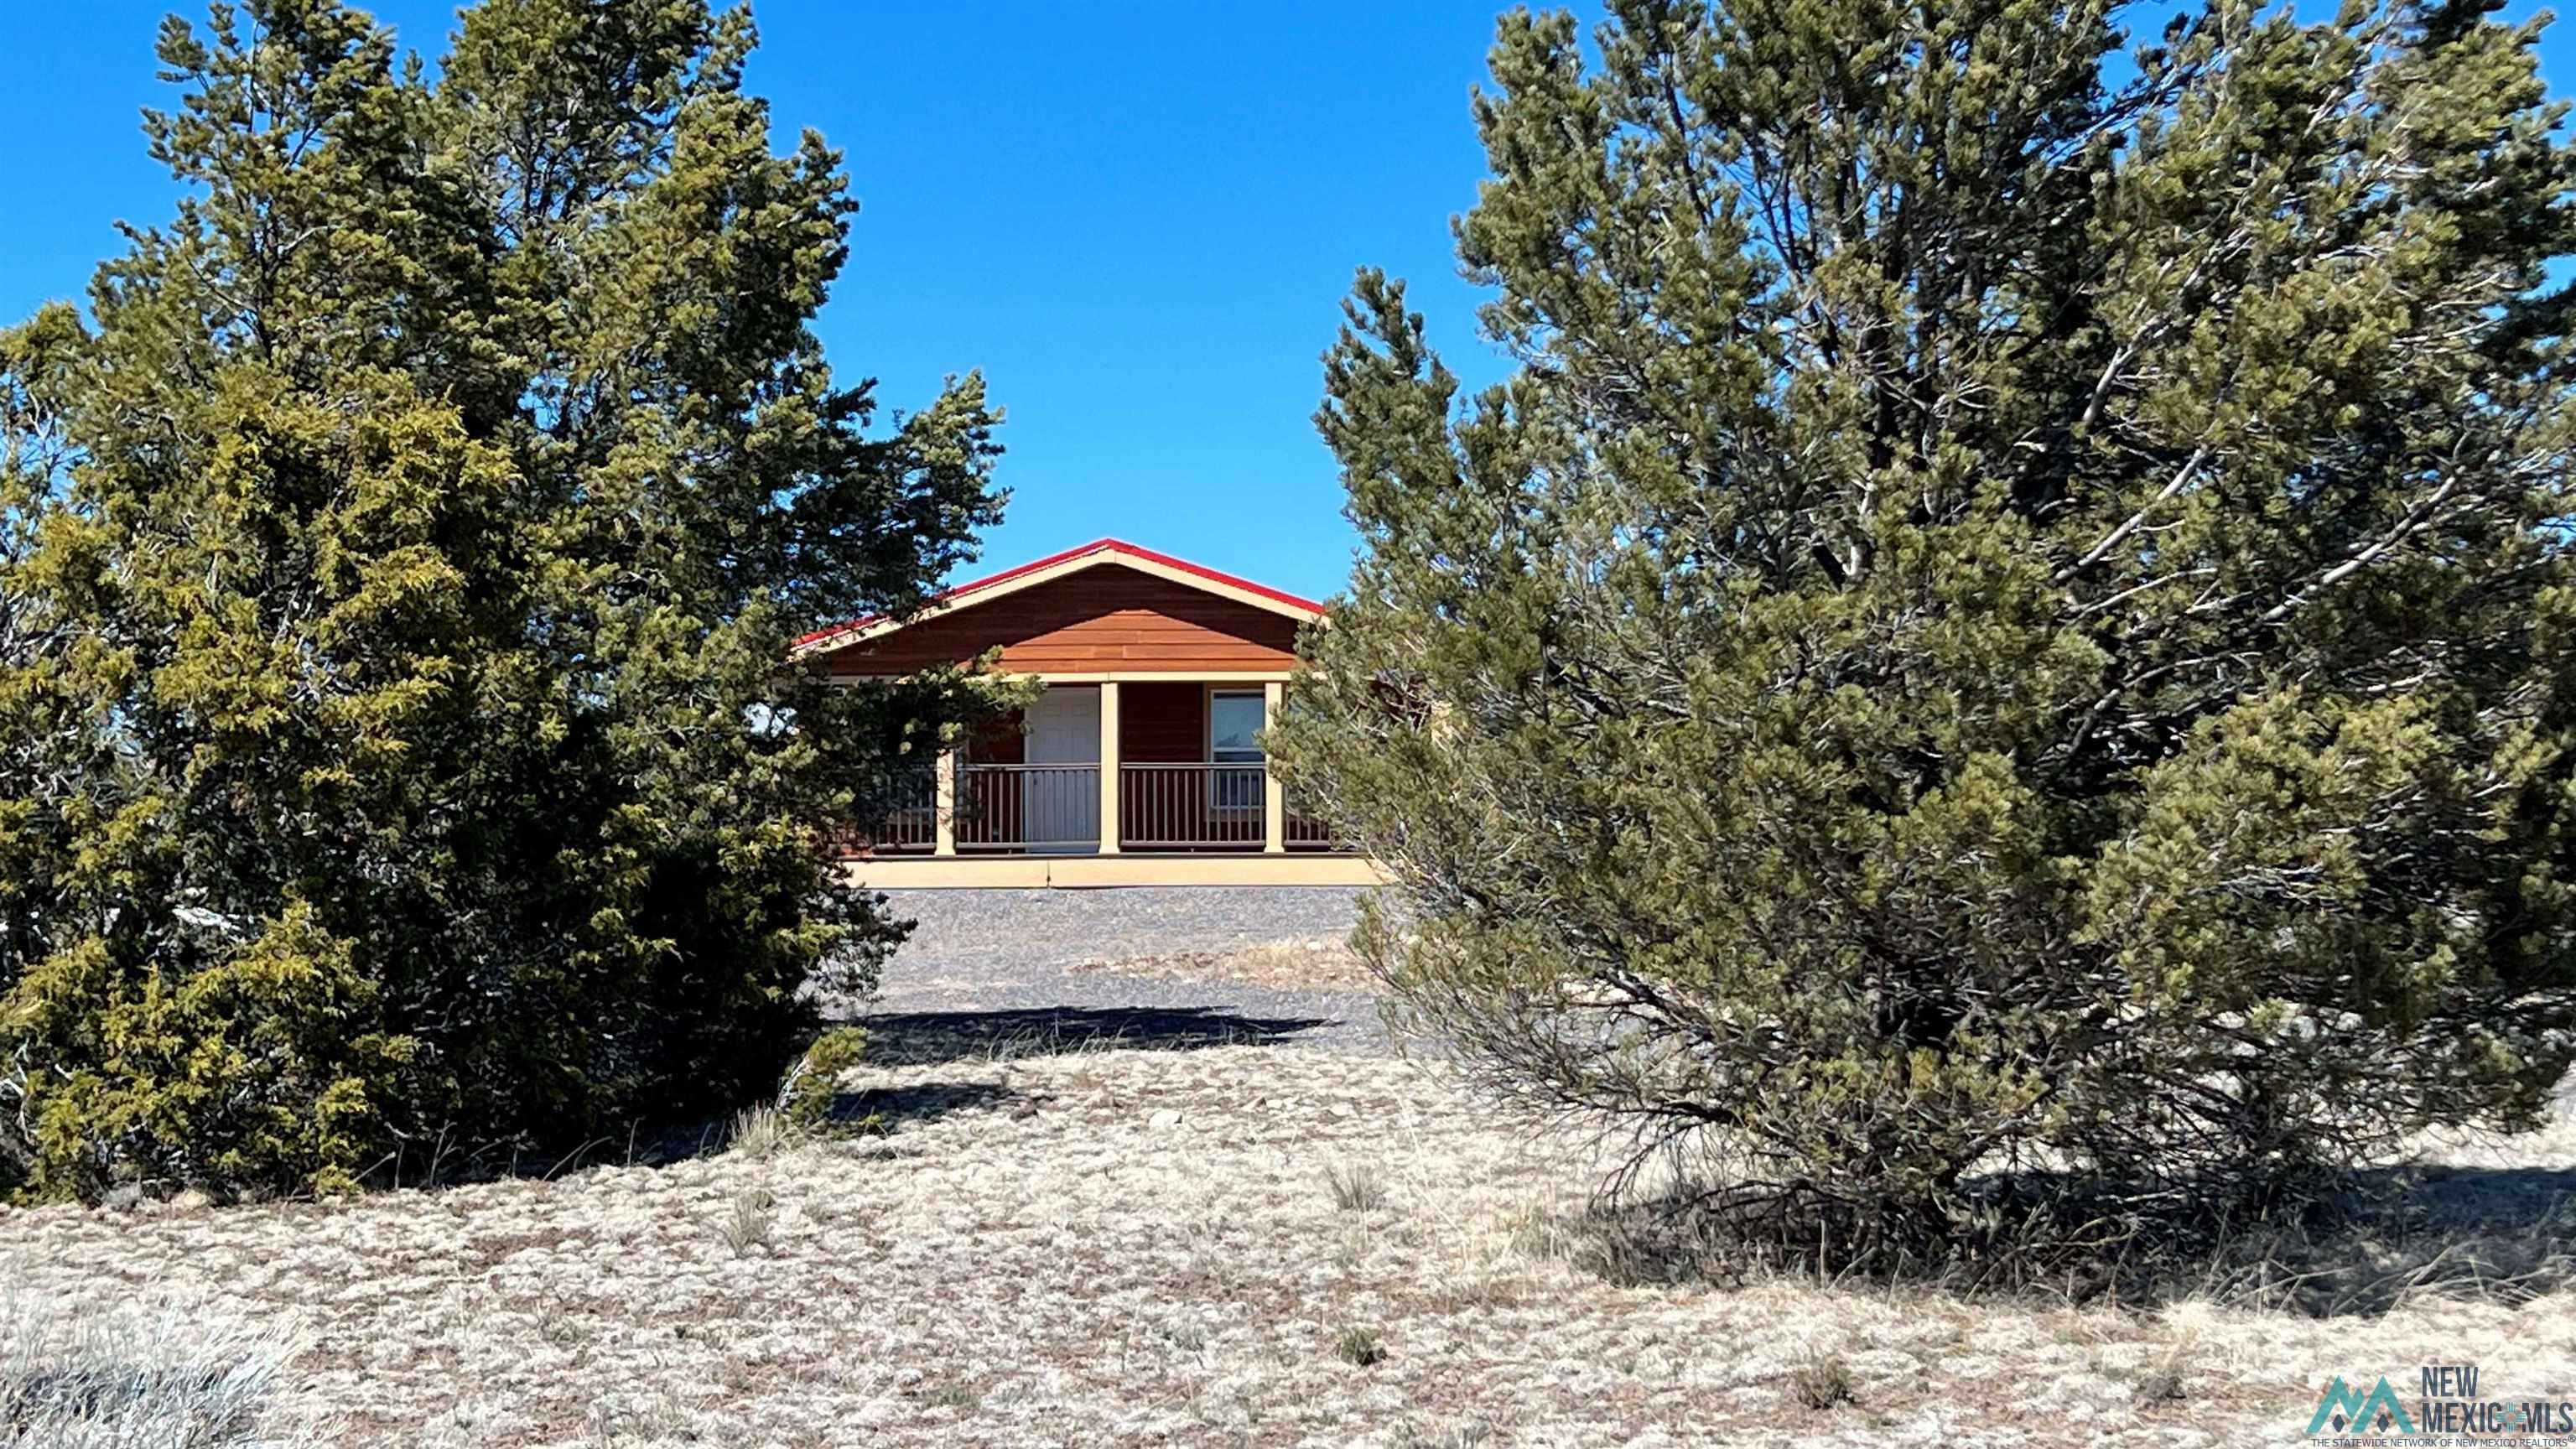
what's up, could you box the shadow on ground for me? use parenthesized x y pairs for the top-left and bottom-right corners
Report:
(1554, 1162), (2576, 1318)
(851, 1004), (1336, 1067)
(340, 1008), (1322, 1192)
(831, 1078), (1026, 1130)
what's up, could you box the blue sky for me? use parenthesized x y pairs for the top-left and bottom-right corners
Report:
(1, 2), (2568, 603)
(0, 0), (1519, 604)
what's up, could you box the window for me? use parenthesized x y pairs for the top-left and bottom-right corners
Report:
(1208, 690), (1265, 811)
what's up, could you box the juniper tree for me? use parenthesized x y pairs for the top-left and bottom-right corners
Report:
(0, 0), (1004, 1200)
(1275, 0), (2576, 1249)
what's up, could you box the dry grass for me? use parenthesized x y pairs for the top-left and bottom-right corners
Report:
(716, 1185), (776, 1259)
(1067, 937), (1380, 994)
(1, 1045), (2571, 1446)
(725, 1105), (792, 1161)
(1786, 1343), (1854, 1410)
(2129, 1324), (2195, 1404)
(1325, 1159), (1386, 1212)
(0, 1297), (304, 1448)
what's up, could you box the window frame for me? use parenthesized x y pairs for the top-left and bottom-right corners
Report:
(1206, 688), (1266, 813)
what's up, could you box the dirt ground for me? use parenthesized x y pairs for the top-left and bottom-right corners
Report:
(5, 1012), (2574, 1446)
(855, 890), (1386, 1053)
(1063, 937), (1379, 995)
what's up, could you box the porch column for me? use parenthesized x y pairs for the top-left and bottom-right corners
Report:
(932, 746), (958, 857)
(1097, 681), (1121, 855)
(1262, 680), (1286, 854)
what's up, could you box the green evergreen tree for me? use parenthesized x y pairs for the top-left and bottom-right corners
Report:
(1276, 0), (2576, 1253)
(0, 0), (1004, 1201)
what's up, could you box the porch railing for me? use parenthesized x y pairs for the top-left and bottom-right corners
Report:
(958, 762), (1098, 852)
(1284, 802), (1345, 852)
(850, 771), (937, 854)
(849, 761), (1358, 856)
(1119, 762), (1267, 848)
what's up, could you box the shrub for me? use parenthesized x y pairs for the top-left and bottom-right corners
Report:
(780, 1028), (872, 1132)
(0, 1), (1006, 1201)
(7, 909), (411, 1200)
(1332, 1326), (1385, 1367)
(1274, 0), (2576, 1261)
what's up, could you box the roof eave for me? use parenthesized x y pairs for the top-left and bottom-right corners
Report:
(792, 538), (1327, 658)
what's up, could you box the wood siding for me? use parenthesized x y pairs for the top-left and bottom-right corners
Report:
(1119, 682), (1203, 762)
(1118, 683), (1208, 850)
(959, 688), (1202, 766)
(823, 564), (1301, 676)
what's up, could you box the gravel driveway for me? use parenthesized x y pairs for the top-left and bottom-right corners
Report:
(849, 886), (1389, 1054)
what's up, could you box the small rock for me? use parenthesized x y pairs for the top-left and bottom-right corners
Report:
(1148, 1108), (1182, 1130)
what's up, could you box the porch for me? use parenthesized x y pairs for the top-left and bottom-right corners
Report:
(844, 679), (1379, 888)
(806, 538), (1379, 888)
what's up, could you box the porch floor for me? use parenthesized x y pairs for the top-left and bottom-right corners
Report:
(840, 852), (1382, 890)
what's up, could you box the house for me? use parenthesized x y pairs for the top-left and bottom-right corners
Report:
(797, 538), (1379, 888)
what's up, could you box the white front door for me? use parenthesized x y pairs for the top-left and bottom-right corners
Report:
(1022, 686), (1099, 853)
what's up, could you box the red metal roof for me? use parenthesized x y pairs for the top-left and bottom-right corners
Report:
(793, 538), (1327, 652)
